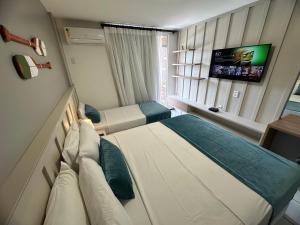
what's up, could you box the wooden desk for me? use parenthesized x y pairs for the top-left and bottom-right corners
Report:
(260, 114), (300, 149)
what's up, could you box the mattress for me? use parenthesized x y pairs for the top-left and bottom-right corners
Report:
(105, 123), (273, 225)
(93, 104), (146, 134)
(93, 102), (171, 134)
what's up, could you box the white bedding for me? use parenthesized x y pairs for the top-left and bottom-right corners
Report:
(290, 94), (300, 103)
(94, 105), (146, 134)
(104, 123), (272, 225)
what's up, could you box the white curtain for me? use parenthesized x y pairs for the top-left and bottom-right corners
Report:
(104, 27), (160, 106)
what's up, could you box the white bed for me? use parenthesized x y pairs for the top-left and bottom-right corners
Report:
(105, 123), (273, 225)
(2, 87), (295, 225)
(79, 101), (172, 134)
(93, 104), (146, 134)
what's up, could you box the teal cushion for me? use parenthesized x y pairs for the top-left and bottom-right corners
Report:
(294, 84), (300, 95)
(99, 139), (134, 200)
(85, 104), (101, 123)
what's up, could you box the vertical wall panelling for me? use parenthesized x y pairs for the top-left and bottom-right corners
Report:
(190, 23), (205, 101)
(255, 0), (297, 123)
(196, 20), (216, 104)
(177, 29), (187, 96)
(194, 23), (207, 101)
(180, 28), (189, 97)
(237, 0), (271, 117)
(187, 26), (197, 99)
(220, 8), (249, 112)
(206, 14), (231, 107)
(182, 26), (196, 98)
(174, 0), (298, 126)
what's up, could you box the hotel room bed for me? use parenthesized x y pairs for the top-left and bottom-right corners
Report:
(104, 114), (300, 225)
(5, 87), (299, 225)
(80, 101), (171, 134)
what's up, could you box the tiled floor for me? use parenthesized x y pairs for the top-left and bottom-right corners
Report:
(276, 217), (294, 225)
(283, 190), (300, 225)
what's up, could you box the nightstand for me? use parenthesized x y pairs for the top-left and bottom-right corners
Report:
(96, 128), (106, 136)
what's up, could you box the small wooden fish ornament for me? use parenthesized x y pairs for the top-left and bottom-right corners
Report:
(12, 55), (51, 80)
(0, 25), (47, 56)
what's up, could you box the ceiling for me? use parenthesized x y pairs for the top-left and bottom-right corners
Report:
(41, 0), (260, 29)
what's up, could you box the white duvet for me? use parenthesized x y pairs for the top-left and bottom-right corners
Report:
(105, 122), (272, 225)
(94, 104), (146, 134)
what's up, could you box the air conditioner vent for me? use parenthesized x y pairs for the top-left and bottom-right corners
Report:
(64, 27), (105, 45)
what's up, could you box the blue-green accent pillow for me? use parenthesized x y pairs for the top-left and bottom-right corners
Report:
(99, 139), (135, 200)
(85, 104), (101, 123)
(294, 84), (300, 95)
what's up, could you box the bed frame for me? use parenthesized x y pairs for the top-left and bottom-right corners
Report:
(0, 86), (79, 225)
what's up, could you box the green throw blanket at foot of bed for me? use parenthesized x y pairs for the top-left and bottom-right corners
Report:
(139, 101), (171, 124)
(161, 114), (300, 218)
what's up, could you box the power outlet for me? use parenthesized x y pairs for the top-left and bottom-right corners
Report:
(233, 90), (240, 98)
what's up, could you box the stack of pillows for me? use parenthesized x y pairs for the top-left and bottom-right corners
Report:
(44, 119), (134, 225)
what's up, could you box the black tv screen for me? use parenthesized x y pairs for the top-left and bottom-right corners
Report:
(209, 44), (271, 82)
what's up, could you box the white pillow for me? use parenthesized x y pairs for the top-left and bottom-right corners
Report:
(62, 122), (80, 171)
(44, 162), (90, 225)
(79, 120), (100, 162)
(79, 158), (133, 225)
(78, 102), (86, 119)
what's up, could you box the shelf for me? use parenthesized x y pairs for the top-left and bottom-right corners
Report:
(172, 75), (205, 80)
(168, 95), (267, 135)
(172, 63), (201, 66)
(172, 48), (196, 53)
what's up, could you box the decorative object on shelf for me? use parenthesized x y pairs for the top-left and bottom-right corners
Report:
(12, 55), (51, 80)
(208, 107), (219, 113)
(0, 25), (47, 56)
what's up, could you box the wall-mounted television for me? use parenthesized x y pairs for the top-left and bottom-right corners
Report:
(209, 44), (271, 82)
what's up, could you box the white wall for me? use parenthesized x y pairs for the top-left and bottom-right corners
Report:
(55, 19), (120, 110)
(174, 0), (300, 125)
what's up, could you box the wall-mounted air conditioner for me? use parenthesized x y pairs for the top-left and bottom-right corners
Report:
(64, 27), (105, 45)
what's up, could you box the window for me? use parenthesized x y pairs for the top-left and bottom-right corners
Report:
(158, 35), (168, 104)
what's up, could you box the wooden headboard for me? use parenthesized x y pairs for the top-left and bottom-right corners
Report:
(0, 86), (79, 225)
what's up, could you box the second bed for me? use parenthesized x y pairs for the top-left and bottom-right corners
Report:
(79, 101), (171, 134)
